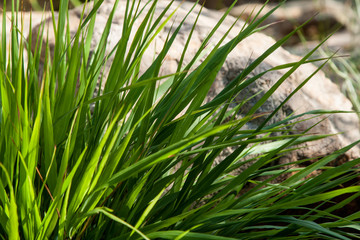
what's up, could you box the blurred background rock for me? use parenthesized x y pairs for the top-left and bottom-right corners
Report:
(0, 0), (80, 11)
(1, 0), (357, 60)
(1, 0), (359, 94)
(186, 0), (284, 9)
(0, 0), (286, 11)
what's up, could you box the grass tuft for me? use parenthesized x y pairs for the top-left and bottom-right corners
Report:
(0, 0), (358, 239)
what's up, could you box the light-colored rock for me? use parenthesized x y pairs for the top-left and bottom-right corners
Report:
(0, 10), (51, 50)
(0, 0), (77, 11)
(229, 0), (360, 49)
(230, 0), (358, 32)
(23, 0), (360, 162)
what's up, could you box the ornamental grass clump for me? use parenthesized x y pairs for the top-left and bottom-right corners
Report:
(0, 0), (360, 239)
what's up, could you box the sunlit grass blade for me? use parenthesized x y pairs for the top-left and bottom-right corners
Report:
(0, 163), (19, 240)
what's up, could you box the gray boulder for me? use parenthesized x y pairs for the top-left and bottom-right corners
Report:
(29, 0), (360, 162)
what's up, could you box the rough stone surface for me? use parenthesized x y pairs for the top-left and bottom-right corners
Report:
(229, 0), (359, 49)
(25, 0), (360, 163)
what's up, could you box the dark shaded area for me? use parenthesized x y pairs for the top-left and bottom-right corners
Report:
(282, 175), (360, 224)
